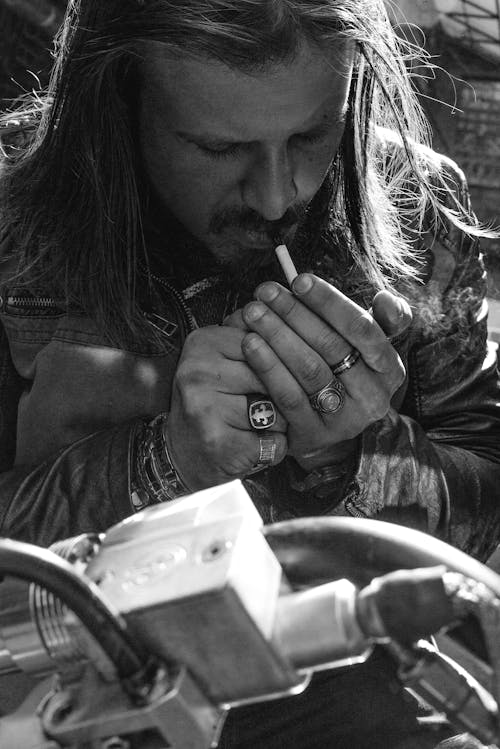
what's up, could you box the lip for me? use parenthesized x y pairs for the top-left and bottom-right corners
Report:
(227, 230), (273, 247)
(224, 226), (296, 249)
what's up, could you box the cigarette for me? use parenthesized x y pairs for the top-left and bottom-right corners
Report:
(275, 244), (297, 287)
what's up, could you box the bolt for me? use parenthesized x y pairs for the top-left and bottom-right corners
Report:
(201, 539), (232, 562)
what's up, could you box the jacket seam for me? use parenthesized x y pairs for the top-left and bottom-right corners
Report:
(407, 348), (423, 420)
(3, 328), (179, 357)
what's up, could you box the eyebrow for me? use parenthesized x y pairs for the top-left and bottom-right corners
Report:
(174, 102), (348, 146)
(175, 106), (348, 147)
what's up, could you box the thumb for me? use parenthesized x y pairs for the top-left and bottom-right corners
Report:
(371, 290), (412, 339)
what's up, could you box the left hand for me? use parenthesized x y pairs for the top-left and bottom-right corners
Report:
(223, 274), (411, 471)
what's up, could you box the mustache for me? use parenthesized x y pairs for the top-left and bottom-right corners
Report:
(209, 204), (309, 241)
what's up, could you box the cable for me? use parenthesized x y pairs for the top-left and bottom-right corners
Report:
(0, 538), (156, 693)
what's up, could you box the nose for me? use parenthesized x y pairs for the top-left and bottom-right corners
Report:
(241, 145), (298, 222)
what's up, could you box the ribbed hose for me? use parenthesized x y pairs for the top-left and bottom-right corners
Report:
(0, 538), (154, 689)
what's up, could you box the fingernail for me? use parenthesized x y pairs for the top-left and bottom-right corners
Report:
(400, 298), (412, 318)
(244, 302), (266, 322)
(394, 297), (411, 321)
(257, 283), (279, 303)
(292, 274), (313, 294)
(389, 299), (403, 323)
(243, 332), (262, 352)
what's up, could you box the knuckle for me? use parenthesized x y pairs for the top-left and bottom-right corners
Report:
(366, 393), (390, 422)
(298, 354), (325, 385)
(182, 328), (205, 352)
(315, 327), (345, 357)
(175, 364), (206, 395)
(275, 389), (304, 413)
(254, 355), (278, 377)
(369, 348), (392, 373)
(280, 294), (300, 320)
(221, 456), (248, 476)
(348, 312), (377, 342)
(243, 333), (268, 361)
(199, 424), (226, 457)
(367, 341), (396, 374)
(183, 390), (211, 422)
(392, 359), (407, 391)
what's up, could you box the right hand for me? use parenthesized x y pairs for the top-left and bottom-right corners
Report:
(166, 325), (288, 490)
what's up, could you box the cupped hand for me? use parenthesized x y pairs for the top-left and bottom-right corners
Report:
(236, 275), (411, 471)
(167, 325), (288, 489)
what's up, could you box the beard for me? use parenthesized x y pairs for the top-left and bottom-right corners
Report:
(204, 202), (309, 289)
(146, 194), (311, 293)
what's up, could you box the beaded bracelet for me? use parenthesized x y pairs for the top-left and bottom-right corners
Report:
(131, 413), (190, 511)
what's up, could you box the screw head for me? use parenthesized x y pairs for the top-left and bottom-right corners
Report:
(201, 539), (232, 562)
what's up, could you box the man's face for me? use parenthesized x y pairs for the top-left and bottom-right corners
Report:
(138, 40), (354, 269)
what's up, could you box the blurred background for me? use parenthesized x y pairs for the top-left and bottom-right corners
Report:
(0, 0), (499, 339)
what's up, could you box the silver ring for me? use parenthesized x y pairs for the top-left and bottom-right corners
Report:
(309, 377), (345, 415)
(332, 348), (361, 377)
(247, 394), (277, 431)
(249, 436), (277, 473)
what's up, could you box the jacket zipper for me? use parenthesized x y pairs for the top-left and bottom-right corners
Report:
(1, 294), (63, 311)
(2, 277), (197, 334)
(144, 272), (197, 333)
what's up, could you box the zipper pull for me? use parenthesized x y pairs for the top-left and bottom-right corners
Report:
(144, 311), (179, 338)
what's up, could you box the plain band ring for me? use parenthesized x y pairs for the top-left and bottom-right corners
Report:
(249, 436), (277, 473)
(247, 394), (277, 431)
(258, 436), (277, 464)
(332, 348), (361, 377)
(309, 377), (345, 415)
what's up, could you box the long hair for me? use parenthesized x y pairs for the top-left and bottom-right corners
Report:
(0, 0), (477, 344)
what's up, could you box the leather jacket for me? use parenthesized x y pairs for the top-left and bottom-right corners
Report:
(0, 150), (499, 561)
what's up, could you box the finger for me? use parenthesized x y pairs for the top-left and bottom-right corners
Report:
(333, 351), (406, 416)
(206, 428), (288, 479)
(183, 325), (248, 361)
(242, 332), (338, 425)
(246, 431), (288, 474)
(176, 356), (267, 396)
(242, 302), (333, 397)
(255, 281), (353, 369)
(371, 290), (412, 339)
(248, 288), (405, 398)
(290, 274), (399, 374)
(222, 309), (249, 331)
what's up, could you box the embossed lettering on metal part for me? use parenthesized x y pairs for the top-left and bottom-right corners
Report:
(119, 544), (187, 592)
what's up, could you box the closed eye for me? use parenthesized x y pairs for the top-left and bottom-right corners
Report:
(292, 127), (331, 146)
(198, 142), (243, 159)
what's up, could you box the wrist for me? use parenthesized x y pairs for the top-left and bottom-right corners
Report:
(131, 413), (191, 511)
(161, 416), (193, 491)
(287, 439), (359, 502)
(295, 438), (359, 473)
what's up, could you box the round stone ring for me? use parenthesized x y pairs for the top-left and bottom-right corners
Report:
(309, 377), (345, 415)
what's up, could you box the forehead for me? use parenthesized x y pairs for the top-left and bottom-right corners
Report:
(139, 40), (354, 138)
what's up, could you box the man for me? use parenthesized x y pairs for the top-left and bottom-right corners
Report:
(0, 0), (499, 746)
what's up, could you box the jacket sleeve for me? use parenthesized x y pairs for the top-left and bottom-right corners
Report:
(0, 423), (138, 547)
(342, 157), (500, 562)
(0, 322), (138, 545)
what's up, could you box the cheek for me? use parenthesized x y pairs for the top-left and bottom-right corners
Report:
(164, 160), (237, 227)
(295, 141), (340, 198)
(141, 136), (224, 226)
